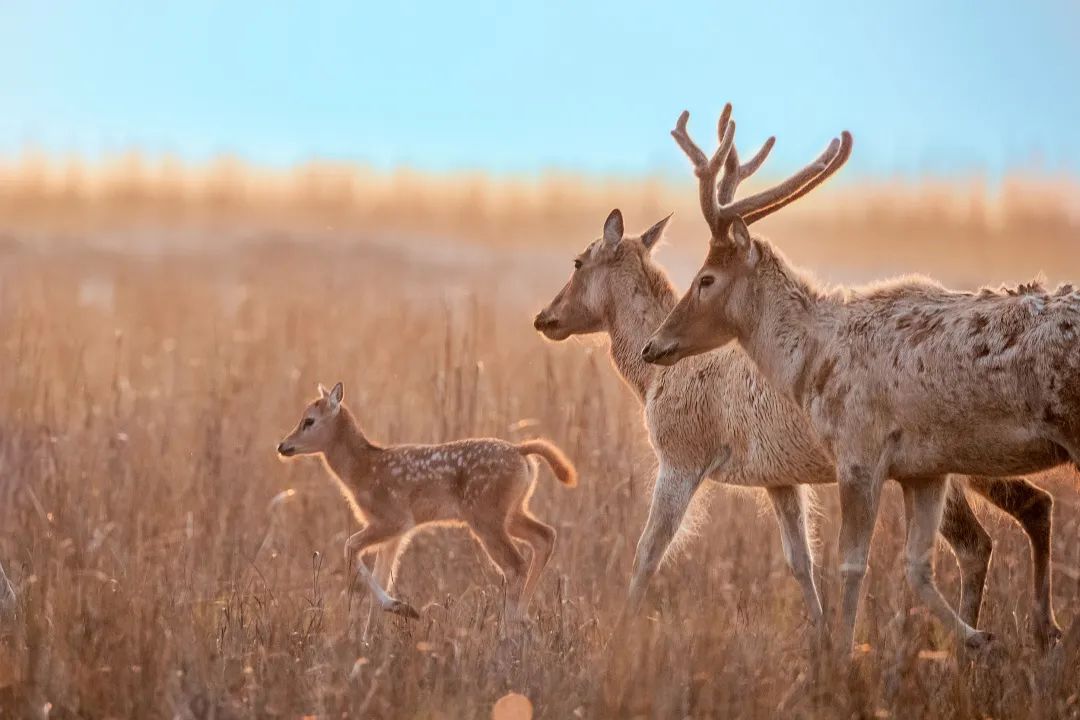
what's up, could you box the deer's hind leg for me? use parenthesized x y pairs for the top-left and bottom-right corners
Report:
(470, 519), (529, 619)
(507, 510), (556, 614)
(767, 485), (823, 628)
(901, 476), (990, 649)
(966, 475), (1061, 648)
(937, 479), (993, 629)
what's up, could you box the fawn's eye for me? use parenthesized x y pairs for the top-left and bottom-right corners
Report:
(301, 418), (315, 430)
(699, 275), (715, 288)
(573, 259), (583, 270)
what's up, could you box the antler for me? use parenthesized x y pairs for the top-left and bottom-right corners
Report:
(742, 131), (852, 224)
(671, 106), (852, 236)
(671, 105), (736, 232)
(717, 136), (776, 204)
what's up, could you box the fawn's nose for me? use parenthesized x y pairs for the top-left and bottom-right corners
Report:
(277, 442), (290, 456)
(640, 340), (656, 360)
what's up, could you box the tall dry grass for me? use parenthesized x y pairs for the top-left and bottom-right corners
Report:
(1, 155), (1080, 718)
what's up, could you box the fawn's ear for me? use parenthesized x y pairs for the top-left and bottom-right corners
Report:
(317, 383), (329, 398)
(640, 212), (673, 252)
(730, 218), (759, 266)
(328, 382), (344, 406)
(602, 208), (624, 249)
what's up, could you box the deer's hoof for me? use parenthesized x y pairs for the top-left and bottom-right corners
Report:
(386, 600), (420, 620)
(965, 630), (993, 650)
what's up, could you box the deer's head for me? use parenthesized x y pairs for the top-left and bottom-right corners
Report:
(642, 105), (851, 365)
(278, 382), (345, 457)
(534, 209), (672, 341)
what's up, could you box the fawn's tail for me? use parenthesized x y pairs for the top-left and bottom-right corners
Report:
(516, 439), (578, 487)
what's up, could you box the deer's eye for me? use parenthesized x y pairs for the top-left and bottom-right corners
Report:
(699, 275), (715, 288)
(573, 259), (583, 270)
(301, 418), (315, 430)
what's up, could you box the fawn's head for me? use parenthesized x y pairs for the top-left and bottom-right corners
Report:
(533, 208), (672, 341)
(277, 382), (345, 457)
(642, 105), (851, 365)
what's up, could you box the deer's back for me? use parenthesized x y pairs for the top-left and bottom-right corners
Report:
(810, 279), (1080, 475)
(370, 439), (530, 521)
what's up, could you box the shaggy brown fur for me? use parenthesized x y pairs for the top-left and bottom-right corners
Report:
(644, 106), (1065, 652)
(536, 209), (1056, 639)
(277, 382), (575, 627)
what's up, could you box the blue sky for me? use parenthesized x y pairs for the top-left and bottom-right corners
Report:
(2, 1), (1078, 179)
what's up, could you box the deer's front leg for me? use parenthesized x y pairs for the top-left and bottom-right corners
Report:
(363, 535), (408, 637)
(344, 525), (418, 621)
(623, 466), (703, 618)
(836, 458), (885, 654)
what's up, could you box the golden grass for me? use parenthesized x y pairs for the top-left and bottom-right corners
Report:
(1, 155), (1080, 717)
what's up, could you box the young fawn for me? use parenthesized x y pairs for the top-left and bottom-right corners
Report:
(277, 382), (576, 624)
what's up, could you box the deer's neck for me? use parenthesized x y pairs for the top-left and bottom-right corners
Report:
(737, 245), (828, 409)
(321, 407), (382, 486)
(606, 265), (679, 401)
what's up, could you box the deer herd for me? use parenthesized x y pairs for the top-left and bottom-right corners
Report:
(6, 103), (1070, 664)
(271, 103), (1078, 659)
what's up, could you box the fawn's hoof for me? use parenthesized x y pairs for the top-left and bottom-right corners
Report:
(965, 630), (993, 650)
(386, 600), (420, 620)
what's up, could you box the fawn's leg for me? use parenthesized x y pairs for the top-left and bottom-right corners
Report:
(363, 535), (407, 637)
(901, 476), (990, 648)
(507, 511), (557, 614)
(767, 486), (823, 628)
(836, 458), (886, 653)
(470, 520), (529, 620)
(937, 479), (993, 628)
(624, 467), (703, 618)
(344, 525), (418, 620)
(966, 475), (1061, 647)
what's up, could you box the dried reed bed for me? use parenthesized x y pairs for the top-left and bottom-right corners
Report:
(1, 155), (1080, 717)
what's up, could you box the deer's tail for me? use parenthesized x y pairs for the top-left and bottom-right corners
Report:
(516, 439), (577, 487)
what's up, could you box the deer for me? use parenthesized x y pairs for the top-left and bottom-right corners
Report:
(277, 382), (577, 629)
(642, 104), (1073, 652)
(534, 204), (1058, 645)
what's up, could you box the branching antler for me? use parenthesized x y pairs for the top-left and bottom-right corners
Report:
(718, 136), (776, 204)
(672, 105), (852, 238)
(743, 131), (852, 224)
(671, 105), (735, 232)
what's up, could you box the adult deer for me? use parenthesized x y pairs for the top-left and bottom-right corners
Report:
(536, 198), (1056, 642)
(642, 104), (1071, 651)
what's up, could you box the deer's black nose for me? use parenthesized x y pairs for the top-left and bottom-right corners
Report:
(533, 313), (556, 331)
(641, 341), (655, 359)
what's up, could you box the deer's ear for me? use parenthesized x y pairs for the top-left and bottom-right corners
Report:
(317, 383), (329, 398)
(602, 209), (624, 248)
(730, 218), (759, 266)
(328, 382), (344, 406)
(641, 213), (673, 252)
